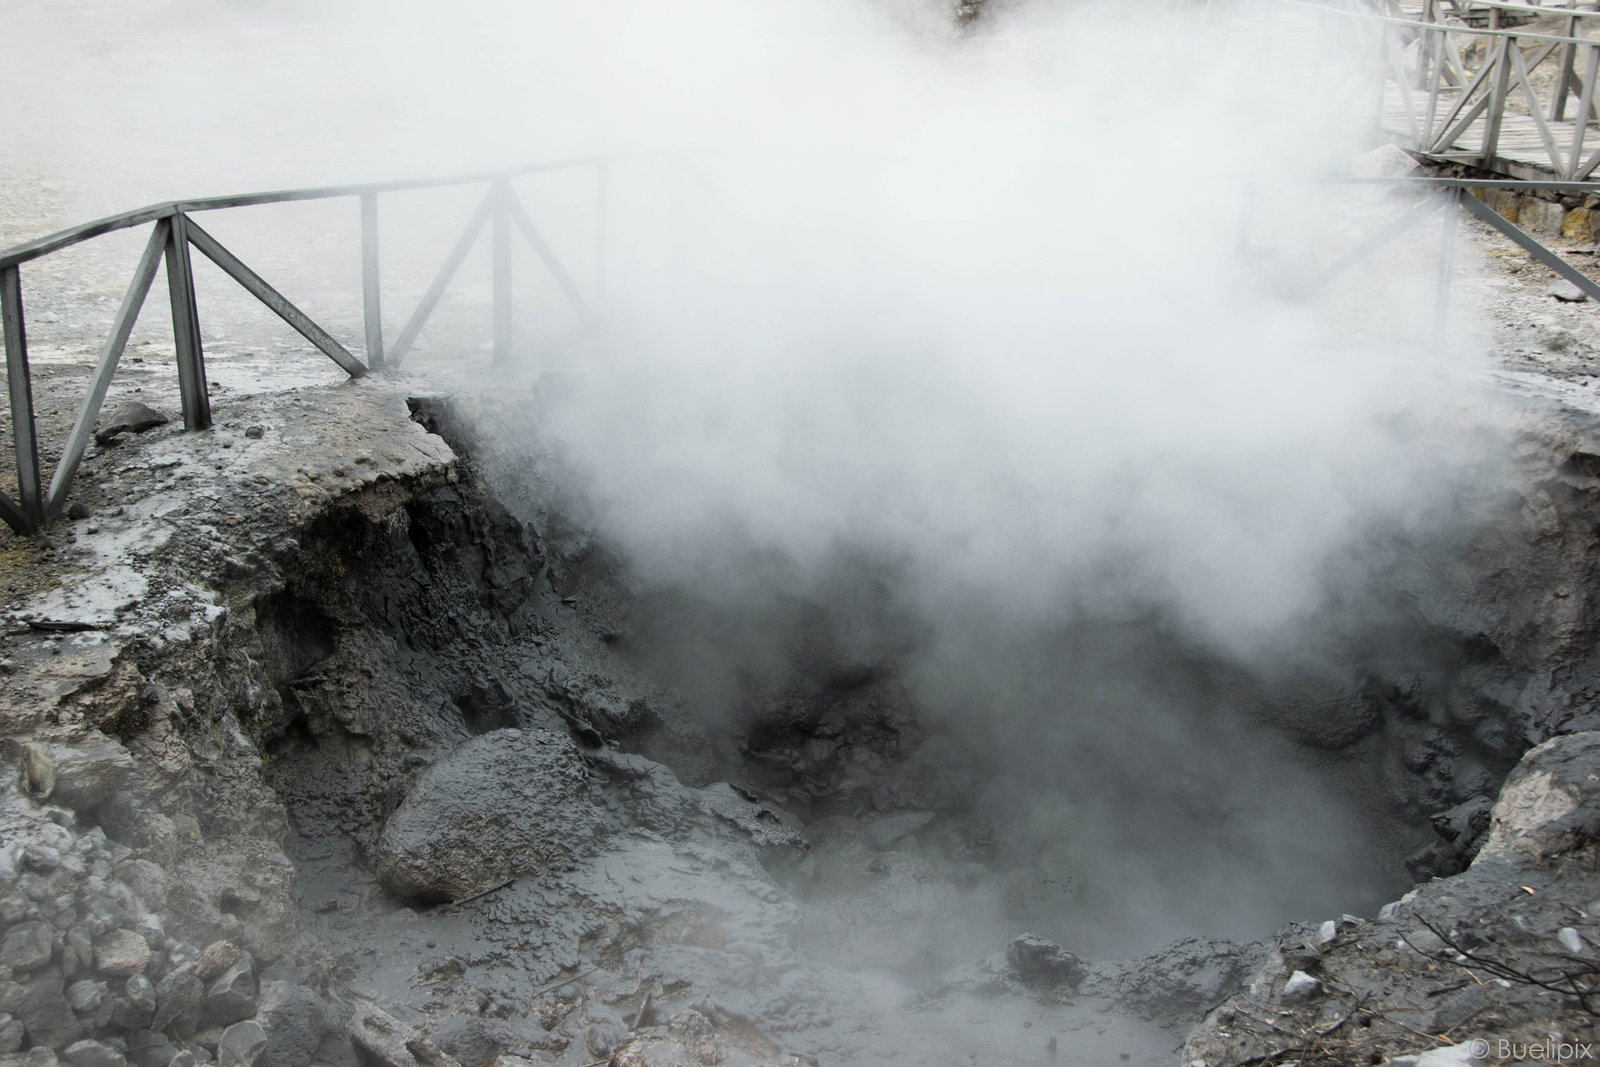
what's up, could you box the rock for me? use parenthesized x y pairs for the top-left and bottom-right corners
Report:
(64, 981), (103, 1016)
(1414, 1042), (1482, 1065)
(373, 729), (604, 902)
(151, 967), (203, 1036)
(1475, 732), (1600, 865)
(1, 923), (55, 973)
(1564, 206), (1599, 242)
(347, 1000), (455, 1067)
(1084, 936), (1265, 1026)
(124, 1030), (176, 1067)
(112, 975), (156, 1030)
(22, 1049), (58, 1067)
(1424, 985), (1489, 1032)
(1558, 926), (1586, 954)
(243, 427), (264, 440)
(93, 931), (149, 977)
(16, 970), (83, 1050)
(1548, 280), (1590, 303)
(1431, 795), (1493, 850)
(1401, 927), (1448, 955)
(429, 1019), (510, 1067)
(109, 863), (167, 912)
(193, 944), (239, 985)
(61, 1040), (125, 1067)
(0, 1014), (22, 1053)
(1315, 920), (1338, 946)
(1482, 187), (1520, 222)
(216, 1023), (266, 1067)
(201, 954), (255, 1028)
(1519, 196), (1567, 237)
(1006, 934), (1087, 990)
(1281, 970), (1321, 1001)
(254, 981), (331, 1067)
(93, 404), (169, 447)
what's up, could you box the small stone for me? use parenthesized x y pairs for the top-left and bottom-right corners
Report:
(24, 1048), (58, 1067)
(193, 944), (239, 985)
(243, 427), (264, 440)
(1549, 280), (1590, 303)
(21, 741), (135, 813)
(65, 504), (91, 522)
(215, 1022), (266, 1067)
(17, 970), (83, 1049)
(1282, 970), (1321, 1001)
(93, 931), (149, 978)
(201, 954), (254, 1029)
(151, 967), (203, 1036)
(65, 931), (92, 971)
(1006, 934), (1088, 990)
(124, 1030), (176, 1067)
(23, 849), (61, 874)
(65, 981), (104, 1015)
(1, 922), (56, 972)
(61, 1040), (126, 1067)
(0, 1014), (22, 1053)
(93, 404), (169, 447)
(1316, 920), (1338, 946)
(1558, 926), (1586, 954)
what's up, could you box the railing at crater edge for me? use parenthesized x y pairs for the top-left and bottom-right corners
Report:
(0, 158), (610, 536)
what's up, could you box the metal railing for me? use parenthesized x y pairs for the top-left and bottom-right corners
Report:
(0, 158), (610, 535)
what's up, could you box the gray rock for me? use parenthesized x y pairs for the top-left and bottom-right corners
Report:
(346, 1002), (438, 1067)
(1, 923), (55, 973)
(61, 1040), (126, 1067)
(201, 954), (255, 1028)
(151, 967), (203, 1037)
(1558, 926), (1586, 954)
(216, 1023), (266, 1067)
(124, 1030), (176, 1067)
(111, 975), (155, 1031)
(1006, 934), (1087, 990)
(373, 729), (604, 902)
(19, 741), (134, 813)
(22, 1049), (58, 1067)
(0, 982), (23, 1015)
(65, 931), (92, 972)
(193, 944), (239, 985)
(93, 404), (169, 447)
(1282, 970), (1321, 1001)
(254, 981), (329, 1067)
(1549, 279), (1590, 303)
(93, 931), (149, 978)
(1424, 984), (1489, 1032)
(109, 863), (167, 913)
(0, 1014), (22, 1054)
(16, 970), (83, 1050)
(1082, 936), (1266, 1027)
(64, 981), (104, 1015)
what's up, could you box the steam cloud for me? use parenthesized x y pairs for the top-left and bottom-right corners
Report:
(6, 0), (1495, 959)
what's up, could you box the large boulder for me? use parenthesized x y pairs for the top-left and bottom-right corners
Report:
(373, 729), (604, 902)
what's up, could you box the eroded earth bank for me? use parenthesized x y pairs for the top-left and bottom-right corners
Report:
(1, 375), (1599, 1067)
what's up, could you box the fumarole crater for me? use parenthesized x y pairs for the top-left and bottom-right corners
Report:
(2, 381), (1600, 1067)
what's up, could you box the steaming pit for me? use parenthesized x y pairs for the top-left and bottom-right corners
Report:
(3, 368), (1600, 1065)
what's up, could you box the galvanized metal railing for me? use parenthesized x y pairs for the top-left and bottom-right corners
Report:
(0, 158), (610, 535)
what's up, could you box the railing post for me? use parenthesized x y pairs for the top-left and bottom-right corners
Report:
(1435, 187), (1462, 349)
(164, 211), (211, 431)
(491, 179), (512, 366)
(1, 265), (43, 529)
(1481, 36), (1513, 167)
(361, 192), (385, 370)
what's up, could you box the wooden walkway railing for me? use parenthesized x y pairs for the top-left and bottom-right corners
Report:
(0, 158), (609, 535)
(1328, 0), (1600, 178)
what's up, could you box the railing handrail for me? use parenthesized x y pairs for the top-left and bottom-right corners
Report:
(1278, 0), (1600, 46)
(0, 154), (619, 271)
